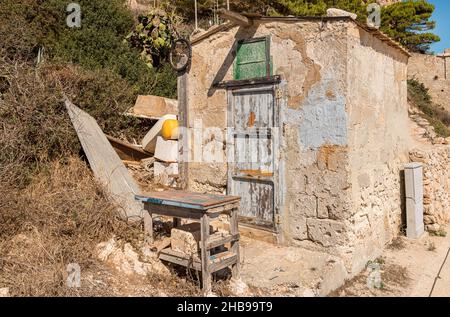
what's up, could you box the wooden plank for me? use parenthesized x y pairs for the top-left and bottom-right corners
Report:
(205, 202), (240, 215)
(173, 217), (181, 229)
(205, 233), (240, 250)
(136, 190), (241, 210)
(215, 75), (281, 89)
(230, 208), (241, 278)
(65, 99), (144, 221)
(218, 9), (252, 27)
(159, 248), (202, 271)
(210, 254), (238, 273)
(106, 134), (151, 161)
(191, 22), (236, 46)
(155, 237), (171, 256)
(143, 208), (153, 244)
(215, 220), (278, 244)
(127, 95), (178, 119)
(200, 214), (212, 294)
(140, 203), (204, 220)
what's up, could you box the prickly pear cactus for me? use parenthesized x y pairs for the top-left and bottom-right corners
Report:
(127, 9), (180, 67)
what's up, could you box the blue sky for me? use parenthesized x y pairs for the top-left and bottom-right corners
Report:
(428, 0), (450, 54)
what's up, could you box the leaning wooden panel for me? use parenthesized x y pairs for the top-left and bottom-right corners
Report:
(65, 99), (144, 221)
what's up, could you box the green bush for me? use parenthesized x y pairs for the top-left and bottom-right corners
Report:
(0, 0), (177, 97)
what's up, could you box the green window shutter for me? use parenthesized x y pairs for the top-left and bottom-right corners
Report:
(234, 37), (272, 80)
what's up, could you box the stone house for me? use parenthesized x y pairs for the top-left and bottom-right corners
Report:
(178, 14), (411, 275)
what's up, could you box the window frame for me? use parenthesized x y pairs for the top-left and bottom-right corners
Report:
(233, 36), (272, 80)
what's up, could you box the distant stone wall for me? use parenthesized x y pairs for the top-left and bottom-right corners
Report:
(409, 146), (450, 233)
(408, 52), (450, 112)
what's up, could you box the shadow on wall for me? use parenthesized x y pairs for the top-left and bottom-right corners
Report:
(399, 169), (407, 232)
(207, 25), (259, 97)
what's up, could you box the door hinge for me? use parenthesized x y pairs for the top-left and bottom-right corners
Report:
(275, 88), (283, 100)
(275, 214), (281, 225)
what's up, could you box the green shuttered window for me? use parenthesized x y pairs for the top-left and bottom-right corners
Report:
(234, 37), (272, 80)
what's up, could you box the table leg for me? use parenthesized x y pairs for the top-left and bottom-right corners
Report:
(143, 206), (154, 244)
(200, 214), (211, 294)
(230, 208), (240, 278)
(173, 217), (181, 229)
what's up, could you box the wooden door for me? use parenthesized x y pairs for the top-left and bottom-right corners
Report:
(227, 85), (278, 230)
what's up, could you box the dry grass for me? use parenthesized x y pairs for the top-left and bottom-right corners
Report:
(0, 49), (149, 187)
(329, 260), (410, 297)
(388, 237), (407, 250)
(0, 157), (142, 296)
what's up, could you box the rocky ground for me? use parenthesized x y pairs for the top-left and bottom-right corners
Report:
(331, 224), (450, 297)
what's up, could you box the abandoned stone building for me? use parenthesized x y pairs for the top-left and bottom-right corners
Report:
(409, 49), (450, 112)
(177, 15), (413, 276)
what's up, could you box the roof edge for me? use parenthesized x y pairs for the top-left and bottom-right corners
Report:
(190, 16), (411, 57)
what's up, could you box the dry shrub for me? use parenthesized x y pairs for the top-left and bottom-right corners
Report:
(0, 50), (149, 187)
(0, 157), (141, 296)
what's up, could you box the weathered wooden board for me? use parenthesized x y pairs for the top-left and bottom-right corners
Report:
(217, 9), (252, 27)
(65, 99), (144, 221)
(127, 95), (178, 120)
(135, 190), (241, 210)
(233, 178), (274, 224)
(106, 134), (151, 161)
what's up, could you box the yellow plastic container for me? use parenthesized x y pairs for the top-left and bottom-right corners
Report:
(161, 119), (179, 140)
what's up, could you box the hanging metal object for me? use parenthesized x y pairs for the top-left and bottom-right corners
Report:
(169, 38), (192, 72)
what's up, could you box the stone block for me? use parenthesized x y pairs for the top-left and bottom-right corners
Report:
(424, 215), (436, 225)
(154, 136), (178, 163)
(171, 223), (214, 255)
(154, 161), (179, 177)
(426, 223), (440, 233)
(132, 95), (178, 119)
(317, 198), (330, 219)
(326, 8), (357, 20)
(289, 194), (317, 218)
(307, 219), (347, 247)
(405, 163), (425, 239)
(0, 288), (9, 297)
(357, 173), (371, 189)
(290, 214), (308, 241)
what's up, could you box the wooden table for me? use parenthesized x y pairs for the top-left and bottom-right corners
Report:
(135, 191), (241, 293)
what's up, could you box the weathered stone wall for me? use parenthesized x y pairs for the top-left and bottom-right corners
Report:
(276, 22), (351, 256)
(344, 24), (410, 274)
(409, 146), (450, 232)
(186, 20), (351, 198)
(408, 52), (450, 112)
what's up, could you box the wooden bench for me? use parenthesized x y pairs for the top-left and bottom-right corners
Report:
(135, 191), (241, 294)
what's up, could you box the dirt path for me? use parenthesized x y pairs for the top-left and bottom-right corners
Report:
(332, 225), (450, 297)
